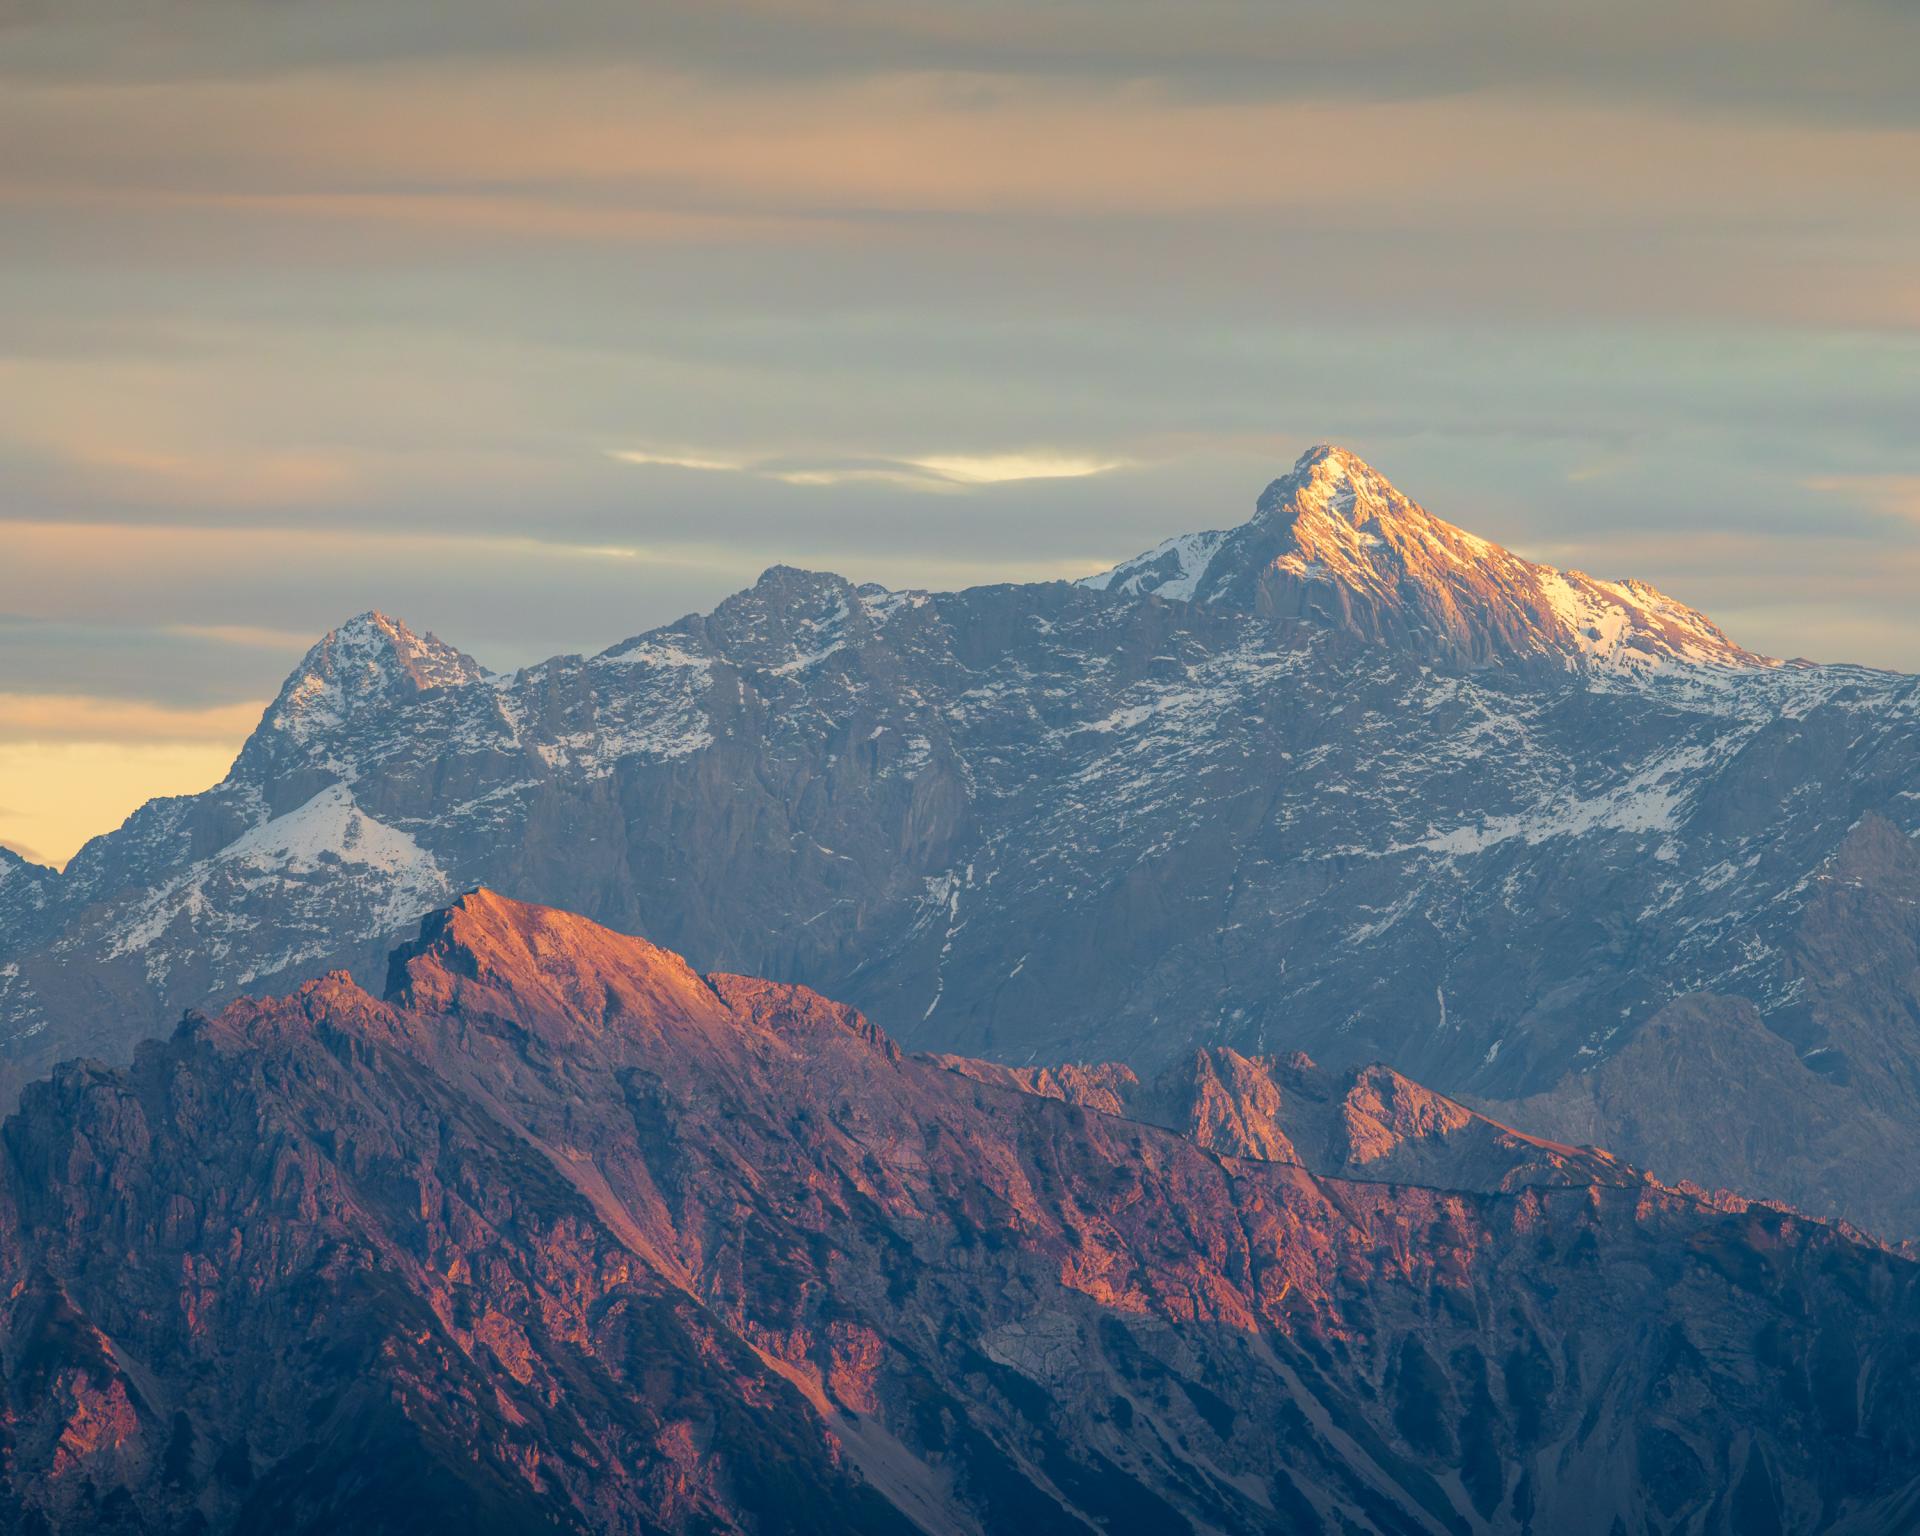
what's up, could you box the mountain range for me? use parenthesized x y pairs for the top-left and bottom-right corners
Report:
(6, 890), (1918, 1534)
(6, 445), (1920, 1239)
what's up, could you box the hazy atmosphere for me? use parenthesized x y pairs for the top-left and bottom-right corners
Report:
(4, 0), (1918, 865)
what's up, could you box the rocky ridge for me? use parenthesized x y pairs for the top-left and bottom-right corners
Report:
(930, 1049), (1636, 1193)
(5, 892), (1919, 1533)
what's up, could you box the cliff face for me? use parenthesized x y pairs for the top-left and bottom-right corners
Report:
(4, 892), (1918, 1534)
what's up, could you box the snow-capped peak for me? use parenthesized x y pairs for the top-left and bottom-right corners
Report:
(257, 612), (487, 745)
(1082, 444), (1773, 676)
(1255, 443), (1429, 527)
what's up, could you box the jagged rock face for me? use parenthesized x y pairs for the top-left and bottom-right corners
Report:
(932, 1048), (1637, 1194)
(4, 893), (1919, 1534)
(253, 610), (487, 750)
(7, 449), (1920, 1237)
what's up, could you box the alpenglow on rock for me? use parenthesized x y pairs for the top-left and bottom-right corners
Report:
(7, 892), (1917, 1534)
(6, 445), (1920, 1237)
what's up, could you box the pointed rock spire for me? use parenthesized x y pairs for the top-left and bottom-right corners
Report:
(257, 612), (486, 744)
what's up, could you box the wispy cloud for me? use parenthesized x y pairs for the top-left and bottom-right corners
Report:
(0, 693), (269, 745)
(606, 447), (956, 491)
(606, 445), (1129, 493)
(902, 452), (1127, 485)
(1803, 474), (1920, 524)
(163, 622), (321, 650)
(762, 466), (964, 492)
(606, 449), (754, 473)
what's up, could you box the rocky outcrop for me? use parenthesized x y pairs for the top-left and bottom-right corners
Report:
(3, 893), (1920, 1533)
(933, 1047), (1634, 1192)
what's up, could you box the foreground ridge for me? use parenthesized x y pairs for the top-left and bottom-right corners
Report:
(2, 892), (1917, 1533)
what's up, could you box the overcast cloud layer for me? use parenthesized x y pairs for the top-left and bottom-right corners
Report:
(2, 0), (1918, 864)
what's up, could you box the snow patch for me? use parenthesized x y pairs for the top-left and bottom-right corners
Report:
(1410, 742), (1724, 856)
(108, 784), (451, 978)
(1080, 529), (1228, 602)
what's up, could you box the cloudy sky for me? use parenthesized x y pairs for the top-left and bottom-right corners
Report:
(4, 0), (1918, 866)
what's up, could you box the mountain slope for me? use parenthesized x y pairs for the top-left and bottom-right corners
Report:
(6, 447), (1920, 1239)
(5, 892), (1920, 1534)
